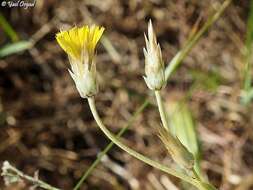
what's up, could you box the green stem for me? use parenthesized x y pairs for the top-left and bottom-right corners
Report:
(0, 13), (19, 42)
(155, 90), (169, 129)
(73, 100), (149, 190)
(87, 97), (207, 190)
(193, 168), (202, 182)
(241, 0), (253, 104)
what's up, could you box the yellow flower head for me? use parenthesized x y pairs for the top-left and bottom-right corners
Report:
(55, 25), (104, 98)
(56, 25), (104, 61)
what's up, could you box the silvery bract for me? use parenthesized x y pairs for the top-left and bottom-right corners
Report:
(143, 20), (165, 90)
(68, 56), (98, 98)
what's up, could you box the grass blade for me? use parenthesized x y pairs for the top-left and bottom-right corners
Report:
(0, 13), (19, 42)
(0, 41), (32, 58)
(241, 0), (253, 104)
(165, 0), (232, 81)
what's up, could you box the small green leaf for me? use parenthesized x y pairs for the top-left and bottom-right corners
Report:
(0, 41), (32, 58)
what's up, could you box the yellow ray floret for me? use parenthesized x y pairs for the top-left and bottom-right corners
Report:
(56, 25), (104, 61)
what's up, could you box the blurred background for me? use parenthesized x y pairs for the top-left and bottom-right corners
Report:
(0, 0), (252, 189)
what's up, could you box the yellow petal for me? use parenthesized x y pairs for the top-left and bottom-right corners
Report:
(56, 25), (104, 61)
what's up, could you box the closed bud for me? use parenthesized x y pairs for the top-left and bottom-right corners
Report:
(143, 20), (165, 90)
(157, 127), (195, 170)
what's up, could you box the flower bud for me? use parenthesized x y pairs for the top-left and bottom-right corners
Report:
(157, 127), (195, 170)
(143, 20), (165, 90)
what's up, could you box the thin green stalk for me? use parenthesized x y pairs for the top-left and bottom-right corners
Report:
(241, 0), (253, 104)
(165, 0), (232, 81)
(155, 90), (169, 129)
(0, 13), (19, 42)
(74, 0), (231, 188)
(243, 0), (253, 91)
(192, 169), (217, 190)
(73, 99), (149, 190)
(87, 97), (208, 190)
